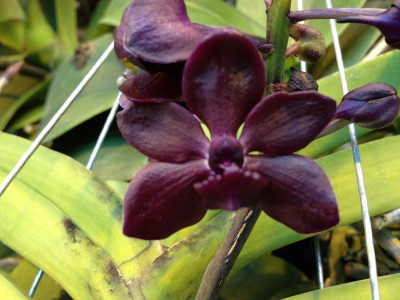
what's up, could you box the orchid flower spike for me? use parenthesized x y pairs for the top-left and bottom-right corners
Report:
(117, 28), (339, 240)
(336, 82), (400, 129)
(338, 0), (400, 49)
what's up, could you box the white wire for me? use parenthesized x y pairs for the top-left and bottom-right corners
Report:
(86, 94), (121, 170)
(325, 0), (380, 299)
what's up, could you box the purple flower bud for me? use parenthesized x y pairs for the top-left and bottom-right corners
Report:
(336, 82), (400, 129)
(338, 1), (400, 49)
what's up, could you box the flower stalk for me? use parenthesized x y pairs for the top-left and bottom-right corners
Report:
(288, 8), (385, 23)
(194, 207), (262, 300)
(266, 0), (292, 84)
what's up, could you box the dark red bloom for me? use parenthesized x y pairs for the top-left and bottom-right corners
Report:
(117, 28), (339, 240)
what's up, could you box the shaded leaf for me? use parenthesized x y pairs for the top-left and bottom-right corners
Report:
(236, 0), (266, 29)
(0, 76), (50, 131)
(69, 131), (148, 181)
(185, 0), (264, 37)
(220, 253), (315, 300)
(40, 34), (124, 141)
(55, 0), (78, 57)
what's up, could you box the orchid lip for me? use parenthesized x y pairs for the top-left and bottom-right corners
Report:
(208, 135), (244, 173)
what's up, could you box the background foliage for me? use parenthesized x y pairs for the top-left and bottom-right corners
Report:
(0, 0), (399, 299)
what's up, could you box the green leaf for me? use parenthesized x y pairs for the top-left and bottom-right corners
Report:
(0, 269), (29, 300)
(84, 0), (265, 38)
(25, 0), (56, 52)
(83, 0), (115, 41)
(0, 132), (153, 298)
(0, 0), (26, 51)
(236, 0), (267, 29)
(55, 0), (78, 57)
(40, 34), (124, 142)
(315, 25), (381, 77)
(10, 260), (63, 300)
(0, 0), (25, 22)
(285, 273), (400, 299)
(6, 105), (44, 132)
(185, 0), (265, 37)
(69, 131), (148, 181)
(0, 76), (50, 131)
(96, 0), (131, 27)
(0, 132), (150, 266)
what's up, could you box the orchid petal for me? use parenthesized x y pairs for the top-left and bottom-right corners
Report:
(194, 164), (268, 210)
(117, 100), (210, 163)
(123, 160), (209, 240)
(240, 91), (336, 155)
(119, 72), (182, 103)
(183, 28), (266, 137)
(114, 0), (206, 65)
(245, 155), (339, 234)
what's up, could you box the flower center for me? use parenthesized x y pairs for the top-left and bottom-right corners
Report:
(208, 135), (244, 173)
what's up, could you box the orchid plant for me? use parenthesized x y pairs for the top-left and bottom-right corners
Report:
(114, 0), (400, 296)
(1, 0), (400, 299)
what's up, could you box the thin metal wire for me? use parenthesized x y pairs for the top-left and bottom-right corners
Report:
(86, 93), (121, 170)
(325, 0), (380, 298)
(28, 269), (43, 297)
(0, 41), (115, 198)
(297, 0), (325, 289)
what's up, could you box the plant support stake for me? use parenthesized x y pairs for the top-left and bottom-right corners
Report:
(326, 0), (380, 298)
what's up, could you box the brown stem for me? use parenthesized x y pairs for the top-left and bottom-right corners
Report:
(0, 61), (24, 92)
(288, 8), (384, 23)
(195, 207), (262, 300)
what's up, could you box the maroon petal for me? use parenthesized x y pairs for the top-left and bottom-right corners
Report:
(239, 91), (336, 156)
(183, 28), (266, 137)
(117, 99), (210, 163)
(119, 72), (182, 103)
(123, 160), (209, 240)
(114, 0), (206, 65)
(245, 155), (339, 233)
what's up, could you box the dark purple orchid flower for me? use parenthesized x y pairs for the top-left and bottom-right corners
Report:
(115, 0), (269, 102)
(336, 82), (400, 129)
(338, 0), (400, 49)
(117, 28), (339, 240)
